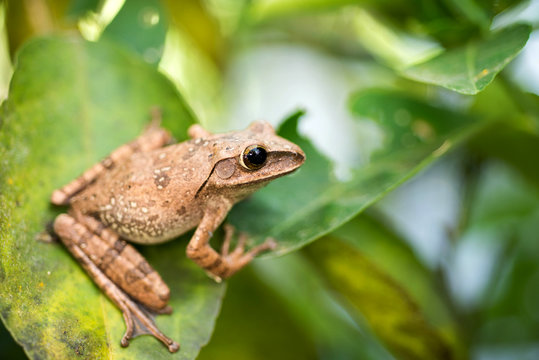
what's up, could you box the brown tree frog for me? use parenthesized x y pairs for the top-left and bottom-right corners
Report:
(51, 115), (305, 352)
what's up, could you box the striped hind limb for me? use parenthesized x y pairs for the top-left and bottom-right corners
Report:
(71, 211), (173, 314)
(53, 214), (179, 352)
(51, 116), (172, 205)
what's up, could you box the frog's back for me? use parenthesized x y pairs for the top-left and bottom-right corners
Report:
(72, 140), (214, 243)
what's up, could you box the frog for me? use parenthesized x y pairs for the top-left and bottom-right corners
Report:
(50, 113), (305, 352)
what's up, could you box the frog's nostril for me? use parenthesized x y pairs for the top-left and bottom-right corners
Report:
(294, 151), (306, 164)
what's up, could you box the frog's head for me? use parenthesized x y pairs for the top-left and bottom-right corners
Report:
(198, 121), (305, 199)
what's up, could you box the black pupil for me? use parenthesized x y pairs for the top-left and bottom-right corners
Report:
(246, 147), (267, 167)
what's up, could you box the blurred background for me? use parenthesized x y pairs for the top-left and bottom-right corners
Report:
(1, 0), (539, 359)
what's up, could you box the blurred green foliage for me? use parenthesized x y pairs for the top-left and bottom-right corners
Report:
(1, 0), (539, 359)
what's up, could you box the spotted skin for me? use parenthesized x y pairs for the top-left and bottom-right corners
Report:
(51, 117), (305, 352)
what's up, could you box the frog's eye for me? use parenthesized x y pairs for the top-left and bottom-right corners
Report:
(240, 145), (267, 170)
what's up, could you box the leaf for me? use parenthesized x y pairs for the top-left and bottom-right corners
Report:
(66, 0), (101, 19)
(102, 0), (168, 66)
(247, 0), (367, 21)
(197, 267), (319, 360)
(245, 0), (420, 23)
(448, 162), (539, 348)
(352, 9), (443, 69)
(401, 24), (531, 94)
(252, 253), (393, 360)
(162, 0), (225, 64)
(446, 0), (490, 29)
(5, 0), (76, 56)
(468, 123), (539, 190)
(158, 0), (226, 126)
(0, 35), (225, 359)
(229, 89), (482, 255)
(332, 215), (457, 332)
(158, 26), (224, 127)
(303, 236), (455, 360)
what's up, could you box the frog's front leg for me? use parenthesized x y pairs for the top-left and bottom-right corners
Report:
(186, 200), (276, 281)
(53, 214), (179, 352)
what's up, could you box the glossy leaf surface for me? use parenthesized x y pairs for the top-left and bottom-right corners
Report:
(0, 35), (224, 360)
(402, 24), (531, 94)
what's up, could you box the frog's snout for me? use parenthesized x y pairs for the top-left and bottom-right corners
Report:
(286, 141), (306, 167)
(291, 149), (305, 168)
(277, 143), (305, 175)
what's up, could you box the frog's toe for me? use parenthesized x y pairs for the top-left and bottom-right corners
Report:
(263, 237), (278, 251)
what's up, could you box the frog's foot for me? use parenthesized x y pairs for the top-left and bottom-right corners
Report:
(186, 213), (277, 281)
(219, 224), (277, 277)
(54, 214), (180, 353)
(116, 293), (179, 353)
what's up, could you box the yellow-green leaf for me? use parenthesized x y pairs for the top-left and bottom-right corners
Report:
(305, 236), (454, 360)
(0, 35), (224, 360)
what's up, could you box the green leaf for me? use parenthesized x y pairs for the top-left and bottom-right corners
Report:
(401, 24), (531, 94)
(158, 26), (224, 128)
(198, 267), (319, 360)
(102, 0), (168, 66)
(67, 0), (100, 19)
(467, 161), (539, 229)
(229, 89), (481, 255)
(332, 215), (457, 332)
(469, 123), (539, 190)
(247, 0), (367, 21)
(0, 35), (224, 359)
(352, 9), (443, 69)
(303, 236), (455, 360)
(453, 162), (539, 346)
(252, 253), (393, 359)
(446, 0), (490, 29)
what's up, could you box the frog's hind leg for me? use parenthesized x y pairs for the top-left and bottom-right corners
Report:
(53, 214), (179, 352)
(51, 112), (172, 206)
(73, 212), (172, 312)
